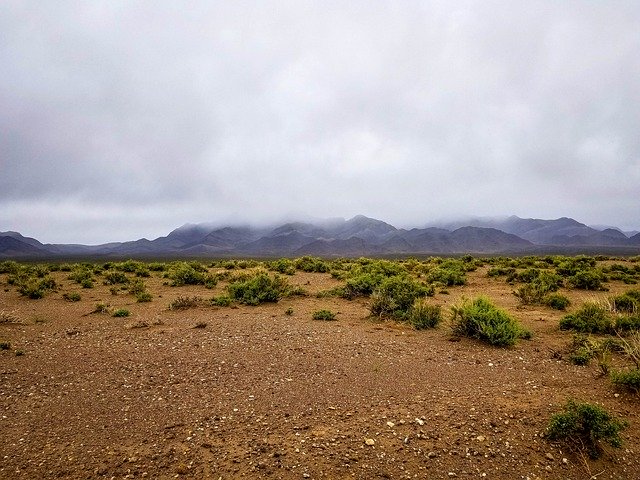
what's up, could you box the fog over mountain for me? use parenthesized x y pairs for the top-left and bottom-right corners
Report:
(2, 215), (639, 259)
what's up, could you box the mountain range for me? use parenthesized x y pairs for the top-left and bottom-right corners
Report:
(1, 215), (639, 259)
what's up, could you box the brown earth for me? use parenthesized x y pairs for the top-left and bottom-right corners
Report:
(1, 264), (639, 480)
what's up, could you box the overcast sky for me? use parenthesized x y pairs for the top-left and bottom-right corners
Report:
(1, 1), (639, 244)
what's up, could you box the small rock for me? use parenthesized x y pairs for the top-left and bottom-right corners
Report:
(427, 451), (437, 458)
(448, 473), (457, 477)
(562, 458), (568, 465)
(415, 418), (424, 426)
(386, 421), (395, 428)
(545, 453), (554, 461)
(476, 435), (486, 442)
(545, 465), (552, 472)
(365, 438), (375, 446)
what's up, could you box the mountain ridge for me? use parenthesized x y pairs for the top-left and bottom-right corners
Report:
(2, 215), (639, 259)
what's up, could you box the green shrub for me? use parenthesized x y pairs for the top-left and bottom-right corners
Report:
(269, 259), (296, 275)
(18, 276), (57, 299)
(615, 315), (640, 332)
(370, 275), (433, 319)
(63, 292), (82, 302)
(127, 279), (147, 296)
(568, 269), (606, 290)
(210, 295), (232, 307)
(610, 292), (638, 313)
(611, 369), (640, 392)
(559, 303), (611, 334)
(227, 273), (291, 305)
(569, 347), (593, 366)
(451, 297), (527, 347)
(408, 299), (441, 330)
(312, 309), (336, 321)
(543, 293), (571, 310)
(546, 399), (627, 458)
(112, 308), (130, 318)
(165, 262), (217, 288)
(294, 256), (329, 273)
(68, 268), (94, 287)
(103, 272), (129, 285)
(136, 291), (152, 302)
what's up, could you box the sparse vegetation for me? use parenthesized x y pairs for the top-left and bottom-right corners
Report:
(560, 302), (611, 334)
(451, 297), (529, 347)
(112, 308), (131, 318)
(546, 399), (627, 459)
(227, 273), (292, 305)
(312, 309), (336, 321)
(408, 299), (441, 329)
(63, 292), (82, 302)
(168, 296), (203, 310)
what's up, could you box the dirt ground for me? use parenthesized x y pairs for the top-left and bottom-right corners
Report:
(1, 264), (639, 480)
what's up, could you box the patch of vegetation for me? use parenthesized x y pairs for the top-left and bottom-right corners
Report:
(546, 399), (627, 459)
(543, 293), (571, 310)
(294, 256), (329, 273)
(18, 276), (58, 299)
(312, 309), (336, 321)
(615, 314), (640, 333)
(451, 297), (529, 347)
(103, 271), (129, 285)
(284, 307), (294, 316)
(370, 275), (433, 319)
(68, 267), (94, 288)
(62, 292), (82, 302)
(93, 302), (111, 314)
(610, 333), (640, 392)
(136, 291), (153, 302)
(0, 341), (11, 350)
(610, 290), (639, 314)
(567, 269), (607, 291)
(165, 262), (217, 288)
(0, 310), (20, 324)
(513, 271), (563, 305)
(112, 308), (131, 318)
(408, 299), (441, 330)
(269, 259), (296, 275)
(168, 296), (203, 310)
(559, 302), (611, 334)
(227, 273), (292, 305)
(210, 295), (232, 307)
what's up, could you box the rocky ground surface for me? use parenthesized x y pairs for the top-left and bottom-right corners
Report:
(1, 267), (639, 479)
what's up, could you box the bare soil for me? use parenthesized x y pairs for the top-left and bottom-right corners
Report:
(1, 266), (639, 480)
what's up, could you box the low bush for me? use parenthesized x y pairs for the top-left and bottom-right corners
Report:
(168, 296), (203, 310)
(165, 262), (218, 288)
(451, 297), (528, 347)
(408, 299), (441, 329)
(559, 303), (611, 334)
(543, 293), (571, 310)
(112, 308), (130, 318)
(610, 291), (639, 313)
(103, 272), (129, 285)
(611, 369), (640, 393)
(567, 269), (606, 290)
(615, 314), (640, 332)
(136, 291), (152, 302)
(312, 309), (336, 321)
(370, 275), (433, 319)
(269, 259), (296, 275)
(546, 399), (627, 458)
(63, 292), (82, 302)
(18, 276), (57, 299)
(294, 256), (329, 273)
(93, 302), (111, 314)
(210, 295), (232, 307)
(227, 273), (291, 305)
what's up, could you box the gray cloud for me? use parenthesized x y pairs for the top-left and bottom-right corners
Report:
(1, 1), (639, 243)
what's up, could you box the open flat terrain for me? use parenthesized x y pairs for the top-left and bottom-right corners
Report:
(1, 258), (640, 480)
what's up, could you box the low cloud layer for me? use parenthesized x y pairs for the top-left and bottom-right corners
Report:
(1, 1), (639, 243)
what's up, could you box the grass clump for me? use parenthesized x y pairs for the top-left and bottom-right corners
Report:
(18, 276), (57, 299)
(112, 308), (130, 318)
(610, 333), (640, 392)
(408, 299), (441, 330)
(168, 296), (203, 310)
(136, 291), (153, 303)
(312, 309), (336, 321)
(559, 302), (611, 334)
(610, 290), (639, 313)
(567, 269), (607, 291)
(294, 256), (329, 273)
(62, 292), (82, 302)
(103, 271), (129, 285)
(451, 296), (529, 347)
(93, 302), (111, 314)
(165, 262), (217, 288)
(0, 341), (11, 350)
(546, 399), (627, 459)
(543, 293), (571, 310)
(227, 273), (291, 305)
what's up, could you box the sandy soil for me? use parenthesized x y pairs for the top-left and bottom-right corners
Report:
(1, 265), (639, 480)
